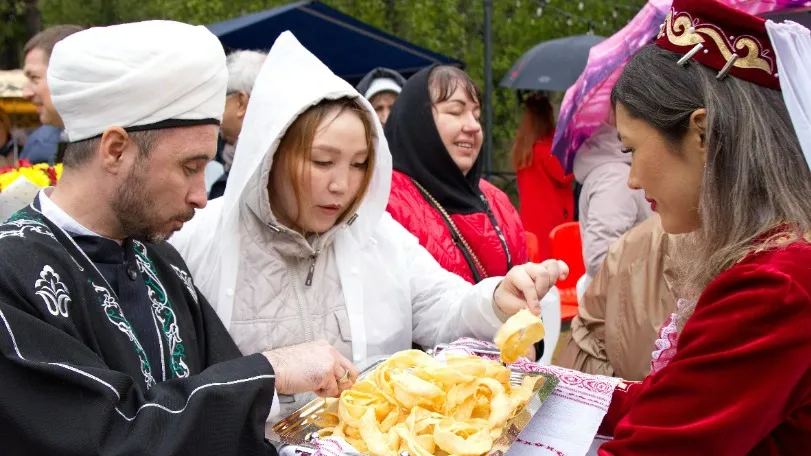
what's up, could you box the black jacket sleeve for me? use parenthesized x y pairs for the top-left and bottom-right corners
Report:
(0, 296), (278, 456)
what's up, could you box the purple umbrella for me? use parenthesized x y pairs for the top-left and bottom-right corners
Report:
(551, 0), (811, 174)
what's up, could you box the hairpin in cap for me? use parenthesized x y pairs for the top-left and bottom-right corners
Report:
(654, 0), (780, 90)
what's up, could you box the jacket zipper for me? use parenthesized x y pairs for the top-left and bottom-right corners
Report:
(270, 221), (320, 342)
(289, 262), (313, 342)
(305, 249), (320, 286)
(480, 195), (513, 270)
(299, 249), (321, 344)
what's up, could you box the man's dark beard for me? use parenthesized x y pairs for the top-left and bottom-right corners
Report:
(111, 157), (194, 243)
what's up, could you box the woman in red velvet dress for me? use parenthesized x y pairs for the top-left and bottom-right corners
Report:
(598, 0), (811, 454)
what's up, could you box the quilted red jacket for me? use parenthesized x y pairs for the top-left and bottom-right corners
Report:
(386, 170), (528, 284)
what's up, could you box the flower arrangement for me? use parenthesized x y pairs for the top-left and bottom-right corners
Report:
(0, 160), (63, 192)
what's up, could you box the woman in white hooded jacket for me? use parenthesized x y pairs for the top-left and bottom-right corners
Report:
(170, 32), (566, 417)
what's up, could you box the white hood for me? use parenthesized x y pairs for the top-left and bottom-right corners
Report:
(171, 31), (392, 328)
(222, 31), (392, 244)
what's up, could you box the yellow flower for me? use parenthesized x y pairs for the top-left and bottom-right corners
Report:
(0, 162), (63, 192)
(18, 167), (50, 188)
(0, 169), (21, 192)
(0, 167), (52, 192)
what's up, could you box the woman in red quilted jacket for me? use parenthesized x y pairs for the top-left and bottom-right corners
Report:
(384, 65), (527, 285)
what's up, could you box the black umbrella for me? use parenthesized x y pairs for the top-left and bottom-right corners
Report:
(501, 34), (605, 91)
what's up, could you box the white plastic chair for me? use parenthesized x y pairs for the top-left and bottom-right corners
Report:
(576, 274), (593, 303)
(538, 286), (561, 365)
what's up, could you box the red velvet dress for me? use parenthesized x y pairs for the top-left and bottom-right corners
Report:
(599, 240), (811, 455)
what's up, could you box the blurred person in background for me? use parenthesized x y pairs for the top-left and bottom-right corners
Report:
(0, 107), (14, 167)
(512, 92), (574, 261)
(21, 25), (83, 164)
(557, 214), (675, 381)
(573, 122), (651, 280)
(210, 50), (267, 199)
(356, 67), (406, 127)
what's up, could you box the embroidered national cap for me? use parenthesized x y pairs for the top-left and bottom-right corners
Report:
(655, 0), (780, 90)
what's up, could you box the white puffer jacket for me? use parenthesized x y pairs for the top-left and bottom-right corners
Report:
(170, 32), (506, 416)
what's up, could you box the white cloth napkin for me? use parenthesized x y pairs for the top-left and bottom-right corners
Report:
(445, 338), (620, 456)
(278, 436), (360, 456)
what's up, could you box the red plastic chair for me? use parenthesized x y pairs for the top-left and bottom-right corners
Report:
(549, 222), (586, 323)
(525, 232), (543, 264)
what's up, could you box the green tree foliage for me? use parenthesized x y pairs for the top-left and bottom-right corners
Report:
(13, 0), (645, 172)
(0, 2), (26, 55)
(0, 0), (40, 69)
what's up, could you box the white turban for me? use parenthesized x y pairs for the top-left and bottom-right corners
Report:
(48, 20), (227, 142)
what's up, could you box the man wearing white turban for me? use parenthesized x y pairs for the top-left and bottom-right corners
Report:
(0, 21), (356, 455)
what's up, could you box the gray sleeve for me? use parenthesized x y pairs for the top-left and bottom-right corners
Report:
(581, 165), (643, 277)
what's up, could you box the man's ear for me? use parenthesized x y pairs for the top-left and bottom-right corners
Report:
(237, 91), (250, 118)
(98, 127), (132, 174)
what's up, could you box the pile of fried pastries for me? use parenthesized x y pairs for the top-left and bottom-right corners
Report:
(317, 350), (541, 456)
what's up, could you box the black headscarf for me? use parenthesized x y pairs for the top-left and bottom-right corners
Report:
(384, 65), (485, 215)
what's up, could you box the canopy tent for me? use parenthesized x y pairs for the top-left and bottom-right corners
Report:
(207, 0), (463, 83)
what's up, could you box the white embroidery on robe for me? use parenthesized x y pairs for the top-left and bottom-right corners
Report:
(0, 218), (57, 241)
(133, 241), (189, 379)
(170, 265), (198, 305)
(93, 282), (156, 388)
(34, 265), (71, 318)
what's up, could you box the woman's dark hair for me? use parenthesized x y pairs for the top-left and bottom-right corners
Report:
(428, 65), (482, 106)
(612, 44), (811, 327)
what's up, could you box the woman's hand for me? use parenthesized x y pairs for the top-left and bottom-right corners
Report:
(493, 260), (569, 316)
